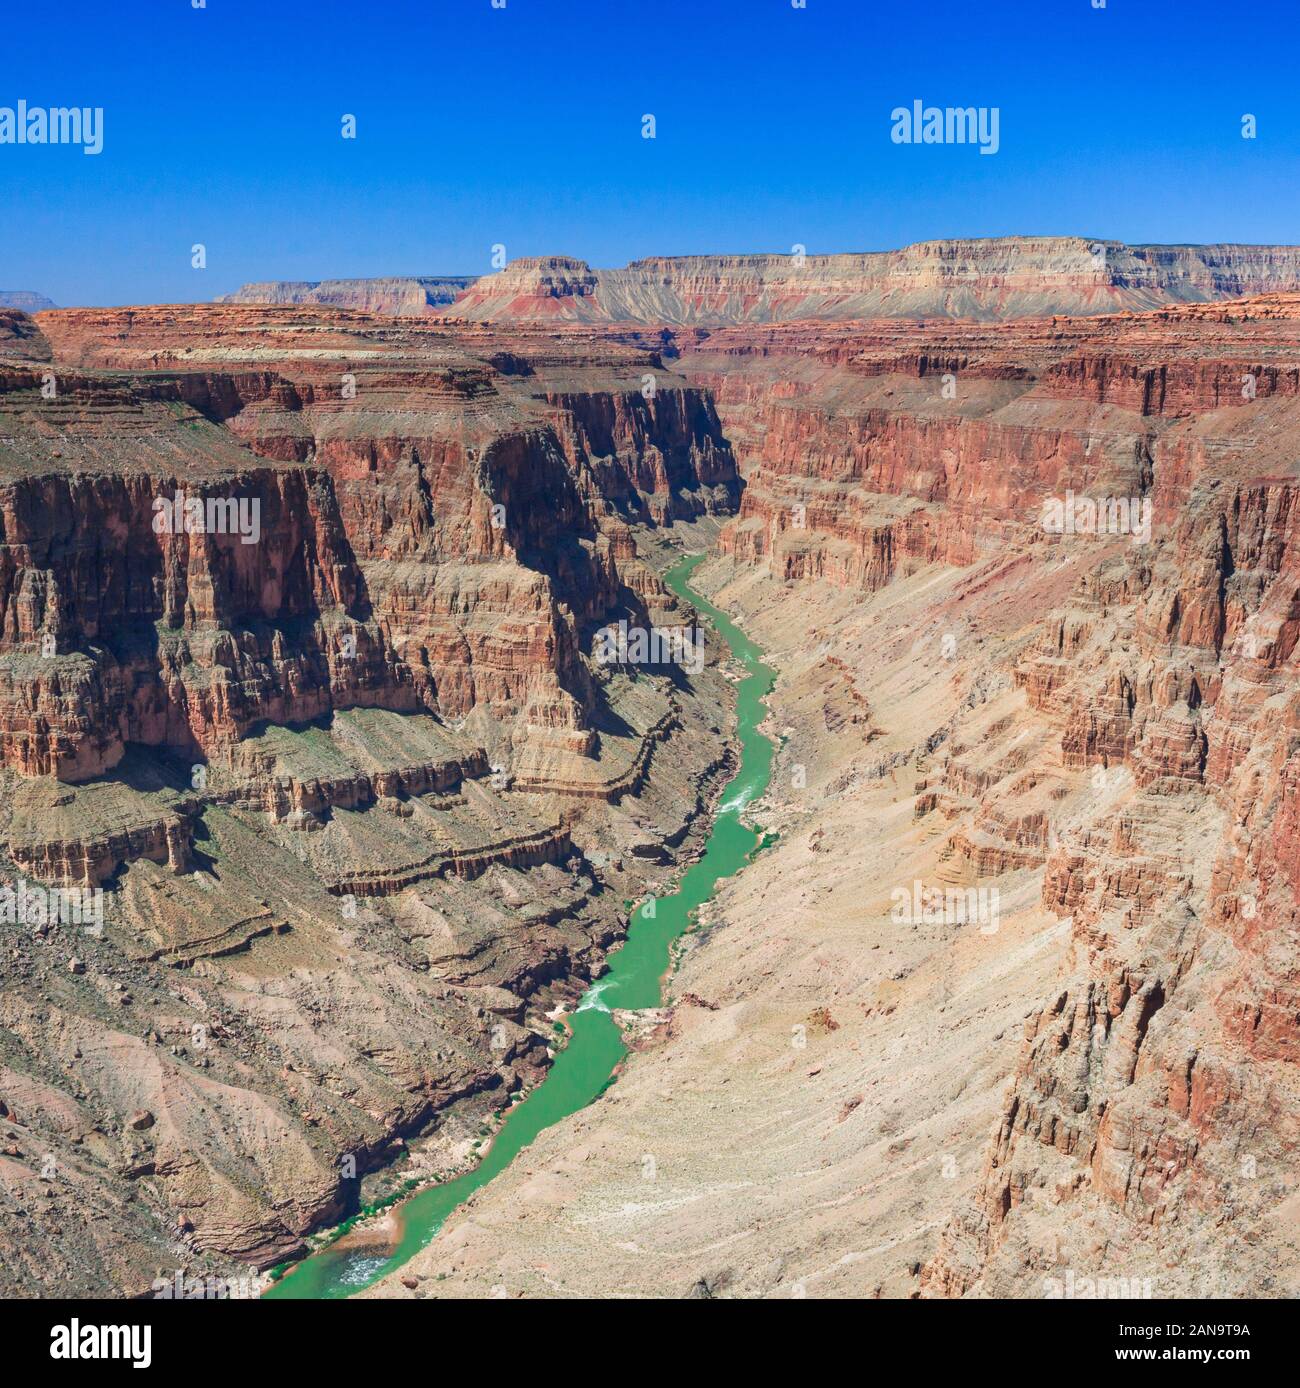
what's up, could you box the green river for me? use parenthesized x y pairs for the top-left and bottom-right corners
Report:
(265, 551), (775, 1298)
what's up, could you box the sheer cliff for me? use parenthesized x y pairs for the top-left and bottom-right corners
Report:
(444, 239), (1300, 325)
(0, 304), (741, 1293)
(360, 293), (1300, 1301)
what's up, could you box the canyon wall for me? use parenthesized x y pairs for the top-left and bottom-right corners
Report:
(218, 277), (478, 314)
(444, 239), (1300, 325)
(0, 302), (742, 1293)
(7, 272), (1300, 1298)
(5, 305), (739, 781)
(677, 297), (1300, 1296)
(377, 292), (1300, 1300)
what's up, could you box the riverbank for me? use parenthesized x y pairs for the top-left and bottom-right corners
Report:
(265, 551), (777, 1299)
(343, 550), (1068, 1299)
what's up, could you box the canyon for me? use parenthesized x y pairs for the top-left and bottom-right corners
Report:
(0, 298), (739, 1292)
(366, 288), (1300, 1299)
(3, 237), (1300, 1299)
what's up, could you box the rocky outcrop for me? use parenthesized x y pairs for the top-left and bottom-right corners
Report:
(446, 239), (1300, 325)
(0, 306), (741, 781)
(216, 746), (490, 826)
(217, 277), (477, 314)
(0, 300), (743, 1294)
(330, 822), (574, 898)
(665, 293), (1300, 1299)
(0, 310), (51, 361)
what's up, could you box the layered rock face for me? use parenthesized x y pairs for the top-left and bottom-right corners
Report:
(218, 277), (477, 314)
(10, 268), (1300, 1300)
(371, 293), (1300, 1300)
(6, 305), (738, 781)
(0, 310), (51, 361)
(445, 239), (1300, 325)
(691, 297), (1300, 1296)
(0, 302), (741, 1293)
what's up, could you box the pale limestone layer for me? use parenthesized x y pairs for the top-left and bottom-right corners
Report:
(446, 239), (1300, 325)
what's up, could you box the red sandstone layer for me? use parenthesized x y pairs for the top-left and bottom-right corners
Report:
(0, 305), (739, 780)
(663, 295), (1300, 1296)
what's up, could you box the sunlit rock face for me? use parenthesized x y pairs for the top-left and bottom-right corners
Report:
(8, 268), (1300, 1300)
(217, 277), (477, 314)
(443, 239), (1300, 324)
(0, 301), (739, 1291)
(1, 304), (740, 779)
(671, 297), (1300, 1299)
(346, 289), (1300, 1303)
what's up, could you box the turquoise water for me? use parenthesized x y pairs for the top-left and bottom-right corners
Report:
(265, 552), (775, 1298)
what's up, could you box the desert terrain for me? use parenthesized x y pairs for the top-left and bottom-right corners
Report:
(2, 240), (1299, 1298)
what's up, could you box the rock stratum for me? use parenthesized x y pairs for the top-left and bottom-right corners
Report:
(695, 295), (1300, 1297)
(6, 263), (1300, 1302)
(0, 300), (740, 1293)
(362, 291), (1300, 1301)
(217, 277), (478, 316)
(441, 238), (1300, 325)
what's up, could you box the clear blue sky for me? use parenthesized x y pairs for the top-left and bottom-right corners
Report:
(3, 0), (1297, 305)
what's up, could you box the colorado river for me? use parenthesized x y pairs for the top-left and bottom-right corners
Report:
(265, 552), (775, 1298)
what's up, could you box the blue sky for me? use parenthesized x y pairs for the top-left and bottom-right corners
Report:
(2, 0), (1297, 305)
